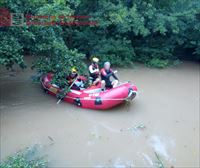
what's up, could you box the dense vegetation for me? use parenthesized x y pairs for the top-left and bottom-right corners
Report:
(0, 0), (199, 74)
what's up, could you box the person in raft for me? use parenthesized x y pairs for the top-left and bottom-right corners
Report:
(89, 57), (101, 85)
(66, 67), (86, 90)
(101, 61), (119, 89)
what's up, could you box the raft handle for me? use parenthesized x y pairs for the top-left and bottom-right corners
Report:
(95, 97), (102, 105)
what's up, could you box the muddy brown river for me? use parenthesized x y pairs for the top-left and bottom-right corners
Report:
(0, 57), (199, 167)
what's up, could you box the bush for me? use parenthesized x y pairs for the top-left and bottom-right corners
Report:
(0, 145), (47, 168)
(0, 32), (25, 69)
(93, 37), (135, 66)
(146, 58), (170, 68)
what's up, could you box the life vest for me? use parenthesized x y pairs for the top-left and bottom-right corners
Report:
(100, 68), (117, 87)
(66, 73), (78, 85)
(100, 68), (113, 81)
(89, 64), (99, 79)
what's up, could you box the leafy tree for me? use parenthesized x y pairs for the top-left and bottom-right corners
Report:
(0, 31), (25, 69)
(0, 0), (199, 76)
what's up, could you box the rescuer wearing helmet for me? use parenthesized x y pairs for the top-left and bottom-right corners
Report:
(66, 67), (86, 90)
(89, 57), (101, 85)
(89, 57), (105, 90)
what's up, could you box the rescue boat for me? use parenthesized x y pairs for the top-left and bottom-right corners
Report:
(41, 73), (138, 110)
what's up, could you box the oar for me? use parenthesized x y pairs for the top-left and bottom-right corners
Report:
(57, 76), (79, 104)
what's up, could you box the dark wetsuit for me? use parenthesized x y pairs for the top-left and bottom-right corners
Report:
(101, 68), (118, 88)
(89, 64), (99, 82)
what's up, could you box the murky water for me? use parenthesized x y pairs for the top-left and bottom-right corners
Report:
(0, 57), (199, 167)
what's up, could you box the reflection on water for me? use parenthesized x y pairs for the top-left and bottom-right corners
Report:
(0, 57), (199, 167)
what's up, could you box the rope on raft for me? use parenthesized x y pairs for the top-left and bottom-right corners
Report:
(41, 80), (137, 102)
(64, 95), (133, 101)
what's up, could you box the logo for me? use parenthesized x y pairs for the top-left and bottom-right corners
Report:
(0, 8), (11, 26)
(0, 7), (97, 27)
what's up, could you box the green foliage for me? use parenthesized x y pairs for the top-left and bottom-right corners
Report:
(0, 0), (200, 74)
(93, 37), (135, 66)
(0, 0), (6, 7)
(28, 26), (87, 88)
(147, 58), (169, 68)
(1, 0), (87, 90)
(72, 0), (200, 67)
(0, 145), (47, 168)
(6, 0), (47, 13)
(0, 31), (25, 69)
(32, 48), (87, 88)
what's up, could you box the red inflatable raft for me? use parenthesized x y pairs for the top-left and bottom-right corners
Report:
(41, 73), (138, 110)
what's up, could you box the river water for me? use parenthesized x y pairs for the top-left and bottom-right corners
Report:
(0, 57), (199, 167)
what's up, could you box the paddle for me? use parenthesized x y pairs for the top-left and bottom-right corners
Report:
(56, 76), (79, 104)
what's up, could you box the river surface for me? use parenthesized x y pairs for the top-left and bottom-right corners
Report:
(0, 57), (199, 167)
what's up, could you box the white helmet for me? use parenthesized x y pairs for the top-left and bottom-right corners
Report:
(104, 61), (110, 67)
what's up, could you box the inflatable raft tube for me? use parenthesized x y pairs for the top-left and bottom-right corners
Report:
(41, 73), (138, 110)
